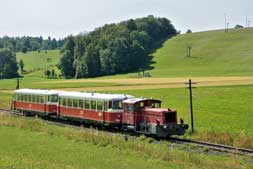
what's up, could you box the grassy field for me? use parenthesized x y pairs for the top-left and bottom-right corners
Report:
(0, 113), (252, 169)
(16, 50), (61, 77)
(148, 28), (253, 77)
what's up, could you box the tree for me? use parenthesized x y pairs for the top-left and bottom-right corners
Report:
(19, 59), (24, 73)
(51, 69), (55, 78)
(44, 69), (51, 78)
(186, 29), (192, 34)
(234, 24), (244, 29)
(0, 48), (19, 79)
(84, 45), (101, 77)
(58, 50), (75, 78)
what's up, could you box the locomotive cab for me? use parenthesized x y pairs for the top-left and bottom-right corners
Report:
(122, 98), (188, 138)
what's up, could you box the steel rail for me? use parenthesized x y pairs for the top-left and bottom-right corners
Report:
(169, 137), (253, 156)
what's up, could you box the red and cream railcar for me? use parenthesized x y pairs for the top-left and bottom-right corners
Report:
(13, 89), (61, 116)
(58, 92), (134, 126)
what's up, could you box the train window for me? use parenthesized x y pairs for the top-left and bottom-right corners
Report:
(36, 95), (40, 103)
(134, 103), (141, 112)
(62, 98), (67, 106)
(91, 100), (96, 110)
(67, 99), (73, 107)
(32, 95), (36, 103)
(17, 94), (21, 101)
(79, 100), (84, 108)
(97, 101), (103, 111)
(108, 101), (112, 109)
(84, 100), (90, 109)
(104, 102), (108, 111)
(127, 105), (133, 112)
(24, 95), (28, 102)
(40, 96), (44, 103)
(73, 99), (78, 108)
(28, 95), (31, 102)
(21, 95), (25, 101)
(50, 95), (58, 103)
(112, 100), (122, 109)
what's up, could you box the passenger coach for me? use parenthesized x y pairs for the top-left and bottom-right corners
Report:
(58, 92), (134, 126)
(13, 89), (61, 116)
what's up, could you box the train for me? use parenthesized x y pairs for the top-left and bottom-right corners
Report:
(12, 89), (188, 138)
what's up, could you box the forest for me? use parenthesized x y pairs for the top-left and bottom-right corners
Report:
(0, 36), (64, 53)
(59, 15), (177, 78)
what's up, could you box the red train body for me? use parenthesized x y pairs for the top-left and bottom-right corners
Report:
(13, 89), (188, 138)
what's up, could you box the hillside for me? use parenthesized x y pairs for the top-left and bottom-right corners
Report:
(15, 28), (253, 79)
(16, 50), (61, 73)
(148, 28), (253, 77)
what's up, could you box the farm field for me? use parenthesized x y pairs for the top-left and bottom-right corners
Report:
(0, 113), (252, 169)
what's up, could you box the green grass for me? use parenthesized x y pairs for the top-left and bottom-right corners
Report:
(16, 50), (61, 71)
(149, 28), (253, 77)
(0, 114), (252, 169)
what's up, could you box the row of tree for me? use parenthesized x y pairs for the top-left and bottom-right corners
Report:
(0, 48), (19, 79)
(0, 36), (64, 53)
(59, 15), (178, 78)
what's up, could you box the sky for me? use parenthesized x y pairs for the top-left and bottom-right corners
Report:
(0, 0), (252, 39)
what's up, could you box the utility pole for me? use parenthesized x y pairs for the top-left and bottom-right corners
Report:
(224, 13), (228, 32)
(16, 78), (20, 89)
(246, 16), (248, 27)
(185, 79), (196, 133)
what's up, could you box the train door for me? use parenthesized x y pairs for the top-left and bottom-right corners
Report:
(123, 103), (135, 126)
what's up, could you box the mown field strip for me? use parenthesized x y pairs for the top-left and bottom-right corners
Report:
(36, 76), (253, 85)
(2, 76), (253, 93)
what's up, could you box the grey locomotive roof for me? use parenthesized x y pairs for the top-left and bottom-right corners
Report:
(15, 89), (62, 95)
(59, 91), (134, 101)
(123, 98), (147, 104)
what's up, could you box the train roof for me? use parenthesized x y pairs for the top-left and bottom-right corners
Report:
(15, 89), (62, 95)
(123, 98), (147, 104)
(59, 92), (134, 101)
(123, 98), (162, 104)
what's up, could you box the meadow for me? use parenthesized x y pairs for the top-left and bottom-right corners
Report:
(0, 113), (252, 169)
(16, 50), (61, 72)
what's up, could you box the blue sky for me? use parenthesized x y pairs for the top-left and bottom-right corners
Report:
(0, 0), (252, 38)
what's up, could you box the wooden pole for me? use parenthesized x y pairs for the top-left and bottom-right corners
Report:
(185, 79), (196, 133)
(189, 79), (194, 133)
(16, 79), (20, 89)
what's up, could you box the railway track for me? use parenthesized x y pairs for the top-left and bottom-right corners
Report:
(169, 137), (253, 156)
(1, 108), (253, 156)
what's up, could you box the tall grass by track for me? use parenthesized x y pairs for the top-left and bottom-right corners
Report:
(0, 113), (252, 169)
